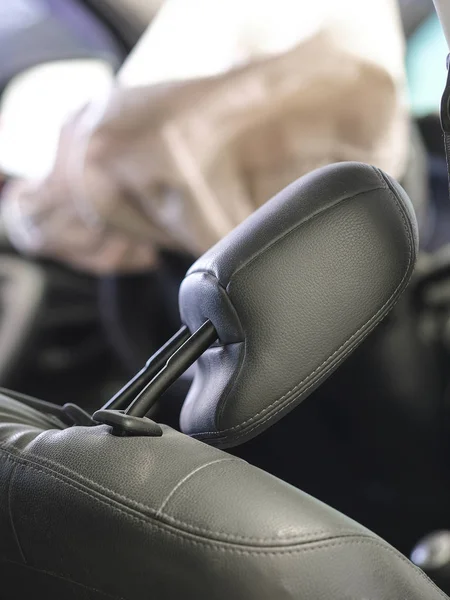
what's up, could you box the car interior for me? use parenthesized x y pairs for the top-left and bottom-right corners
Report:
(1, 1), (450, 598)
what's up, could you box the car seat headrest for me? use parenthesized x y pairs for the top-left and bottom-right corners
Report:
(179, 162), (418, 448)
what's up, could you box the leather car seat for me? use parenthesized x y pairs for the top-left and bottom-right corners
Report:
(0, 163), (446, 600)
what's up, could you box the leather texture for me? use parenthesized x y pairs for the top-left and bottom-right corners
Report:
(0, 393), (447, 600)
(179, 162), (418, 447)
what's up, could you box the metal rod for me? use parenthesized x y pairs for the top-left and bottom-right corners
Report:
(125, 320), (217, 418)
(101, 326), (191, 411)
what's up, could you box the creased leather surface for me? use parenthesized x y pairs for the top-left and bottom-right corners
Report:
(0, 395), (446, 599)
(180, 162), (418, 447)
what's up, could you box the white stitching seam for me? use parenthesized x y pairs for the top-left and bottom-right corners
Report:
(194, 172), (413, 439)
(156, 458), (237, 516)
(1, 452), (447, 600)
(1, 557), (124, 600)
(0, 448), (357, 544)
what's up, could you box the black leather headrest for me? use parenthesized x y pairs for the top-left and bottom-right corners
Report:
(179, 162), (418, 448)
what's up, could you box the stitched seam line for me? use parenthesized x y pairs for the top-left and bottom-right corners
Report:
(187, 185), (386, 286)
(227, 186), (387, 284)
(1, 457), (446, 599)
(7, 451), (356, 548)
(7, 462), (27, 564)
(195, 320), (391, 445)
(0, 445), (358, 544)
(157, 458), (237, 515)
(190, 187), (388, 434)
(200, 269), (412, 445)
(0, 454), (394, 551)
(0, 557), (125, 600)
(195, 177), (414, 438)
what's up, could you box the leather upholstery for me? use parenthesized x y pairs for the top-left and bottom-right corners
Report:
(0, 162), (437, 599)
(0, 393), (447, 600)
(180, 162), (418, 447)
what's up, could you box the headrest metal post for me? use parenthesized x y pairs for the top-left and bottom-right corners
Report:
(125, 320), (217, 418)
(102, 326), (191, 412)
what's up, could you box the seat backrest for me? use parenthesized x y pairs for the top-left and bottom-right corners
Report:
(0, 394), (447, 600)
